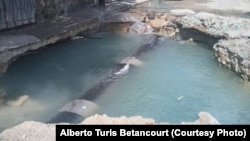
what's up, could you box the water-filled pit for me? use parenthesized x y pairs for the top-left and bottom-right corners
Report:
(0, 32), (250, 132)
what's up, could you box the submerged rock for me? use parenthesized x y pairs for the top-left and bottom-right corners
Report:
(121, 57), (143, 66)
(60, 99), (98, 117)
(7, 95), (29, 107)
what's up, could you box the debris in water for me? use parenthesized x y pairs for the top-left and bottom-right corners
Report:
(71, 36), (84, 40)
(177, 96), (184, 100)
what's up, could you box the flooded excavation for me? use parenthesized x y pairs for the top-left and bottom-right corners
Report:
(0, 32), (153, 131)
(95, 36), (250, 124)
(1, 32), (250, 131)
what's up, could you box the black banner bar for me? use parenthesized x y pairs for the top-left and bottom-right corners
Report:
(56, 125), (250, 139)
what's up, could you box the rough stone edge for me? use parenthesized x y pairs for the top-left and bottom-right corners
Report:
(175, 12), (250, 81)
(0, 112), (219, 141)
(213, 39), (250, 81)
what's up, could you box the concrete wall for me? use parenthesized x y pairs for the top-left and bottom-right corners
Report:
(35, 0), (98, 20)
(0, 0), (114, 30)
(0, 0), (36, 30)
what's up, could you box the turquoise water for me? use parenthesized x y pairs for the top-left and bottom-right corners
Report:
(0, 32), (250, 132)
(0, 33), (153, 131)
(95, 38), (250, 124)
